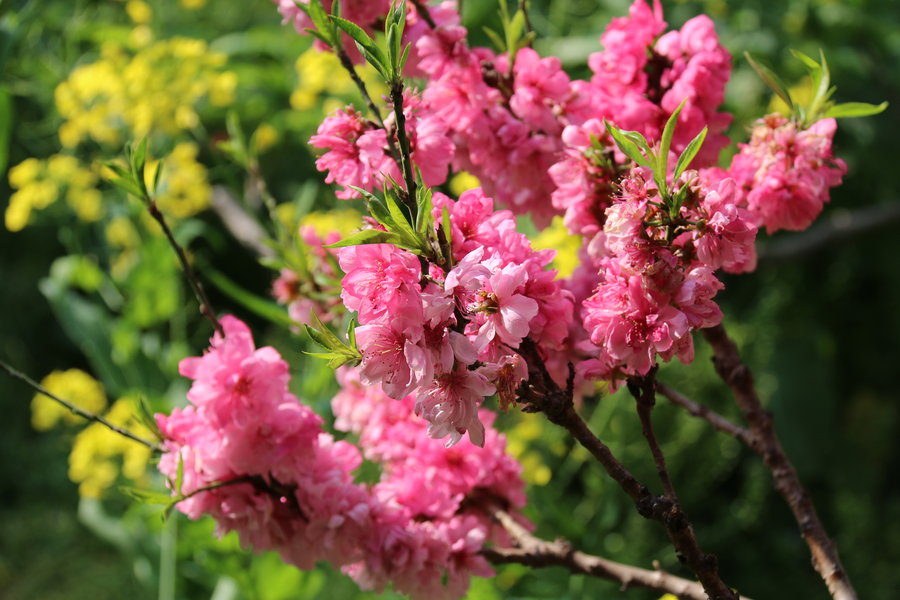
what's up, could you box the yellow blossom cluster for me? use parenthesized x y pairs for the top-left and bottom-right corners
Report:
(146, 141), (212, 219)
(68, 398), (154, 498)
(291, 47), (387, 114)
(531, 216), (582, 278)
(31, 369), (107, 431)
(55, 37), (236, 148)
(5, 155), (102, 231)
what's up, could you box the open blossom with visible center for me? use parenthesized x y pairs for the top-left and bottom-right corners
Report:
(415, 364), (495, 447)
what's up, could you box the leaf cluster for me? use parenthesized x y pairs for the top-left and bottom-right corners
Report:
(745, 50), (887, 128)
(604, 99), (706, 219)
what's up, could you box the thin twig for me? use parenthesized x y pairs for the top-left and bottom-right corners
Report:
(332, 43), (404, 177)
(145, 198), (223, 336)
(656, 381), (755, 447)
(629, 369), (678, 501)
(518, 0), (533, 36)
(516, 339), (739, 600)
(483, 508), (747, 600)
(758, 203), (900, 262)
(702, 324), (857, 600)
(390, 81), (418, 208)
(410, 0), (436, 29)
(1, 358), (165, 452)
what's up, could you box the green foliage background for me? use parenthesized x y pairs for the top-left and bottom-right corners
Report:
(1, 0), (898, 599)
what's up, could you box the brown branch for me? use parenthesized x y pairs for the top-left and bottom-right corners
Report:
(629, 369), (678, 501)
(1, 358), (165, 452)
(516, 339), (739, 600)
(145, 198), (223, 336)
(482, 508), (736, 600)
(655, 381), (755, 448)
(702, 324), (857, 600)
(758, 203), (900, 262)
(410, 0), (436, 29)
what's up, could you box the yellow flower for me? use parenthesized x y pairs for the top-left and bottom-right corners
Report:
(31, 369), (107, 431)
(55, 37), (235, 146)
(68, 397), (153, 498)
(180, 0), (207, 9)
(300, 209), (362, 238)
(252, 123), (280, 154)
(8, 158), (42, 188)
(449, 172), (480, 196)
(125, 0), (152, 25)
(531, 216), (582, 278)
(152, 142), (211, 219)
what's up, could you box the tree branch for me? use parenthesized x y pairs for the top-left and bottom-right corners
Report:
(758, 203), (900, 262)
(516, 339), (739, 599)
(410, 0), (437, 29)
(655, 381), (755, 448)
(1, 358), (165, 452)
(482, 508), (739, 600)
(629, 369), (679, 501)
(702, 324), (857, 600)
(145, 197), (223, 337)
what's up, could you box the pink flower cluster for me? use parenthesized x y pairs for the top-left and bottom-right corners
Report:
(157, 316), (529, 600)
(156, 316), (370, 568)
(332, 367), (525, 599)
(340, 188), (573, 446)
(580, 170), (757, 379)
(722, 114), (847, 233)
(309, 92), (454, 199)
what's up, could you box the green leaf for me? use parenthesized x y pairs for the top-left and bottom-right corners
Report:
(120, 487), (176, 505)
(330, 16), (387, 75)
(325, 228), (400, 248)
(301, 0), (333, 45)
(824, 101), (888, 119)
(604, 121), (650, 167)
(398, 42), (412, 74)
(108, 176), (144, 198)
(482, 27), (506, 53)
(346, 317), (358, 350)
(415, 186), (434, 237)
(175, 453), (185, 496)
(130, 138), (148, 178)
(673, 126), (707, 182)
(385, 188), (415, 234)
(745, 52), (794, 110)
(658, 98), (687, 179)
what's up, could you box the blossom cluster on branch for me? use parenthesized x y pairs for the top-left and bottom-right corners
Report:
(151, 0), (867, 597)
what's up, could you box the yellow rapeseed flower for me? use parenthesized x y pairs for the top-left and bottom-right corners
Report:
(31, 369), (107, 431)
(300, 208), (362, 238)
(180, 0), (208, 9)
(55, 37), (235, 147)
(68, 397), (153, 498)
(151, 142), (211, 219)
(531, 216), (582, 278)
(5, 154), (102, 230)
(125, 0), (152, 25)
(449, 172), (480, 196)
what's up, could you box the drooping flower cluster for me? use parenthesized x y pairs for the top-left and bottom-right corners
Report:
(332, 367), (526, 599)
(580, 170), (757, 380)
(341, 188), (573, 446)
(722, 114), (847, 233)
(156, 316), (528, 600)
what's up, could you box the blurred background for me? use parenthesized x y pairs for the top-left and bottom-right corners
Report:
(1, 0), (898, 598)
